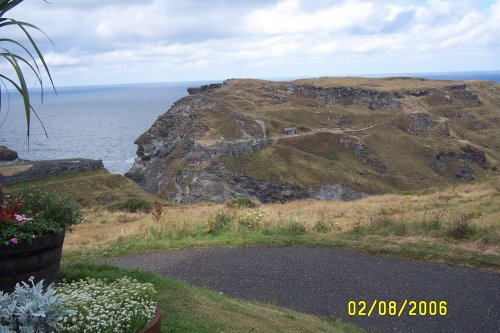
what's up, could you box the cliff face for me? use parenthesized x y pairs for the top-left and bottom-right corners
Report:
(127, 77), (499, 203)
(126, 94), (273, 202)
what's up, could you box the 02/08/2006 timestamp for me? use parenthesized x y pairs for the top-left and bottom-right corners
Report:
(347, 300), (447, 317)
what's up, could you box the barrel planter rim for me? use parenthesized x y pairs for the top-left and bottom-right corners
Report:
(0, 231), (65, 293)
(139, 307), (161, 333)
(0, 232), (65, 255)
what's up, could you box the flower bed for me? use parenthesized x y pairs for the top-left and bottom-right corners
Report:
(0, 276), (158, 333)
(57, 277), (157, 333)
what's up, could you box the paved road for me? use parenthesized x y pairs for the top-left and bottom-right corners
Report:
(108, 247), (500, 333)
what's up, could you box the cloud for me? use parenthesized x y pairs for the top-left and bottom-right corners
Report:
(43, 52), (81, 66)
(243, 0), (376, 35)
(3, 0), (500, 86)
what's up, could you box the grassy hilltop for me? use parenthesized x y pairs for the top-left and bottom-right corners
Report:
(213, 77), (499, 194)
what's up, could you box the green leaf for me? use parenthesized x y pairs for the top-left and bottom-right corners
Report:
(0, 3), (55, 140)
(2, 52), (31, 138)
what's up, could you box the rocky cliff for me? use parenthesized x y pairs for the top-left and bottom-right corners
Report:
(127, 77), (499, 203)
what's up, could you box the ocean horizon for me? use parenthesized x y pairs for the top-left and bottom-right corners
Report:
(1, 70), (499, 175)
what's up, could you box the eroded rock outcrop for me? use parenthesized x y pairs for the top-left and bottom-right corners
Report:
(407, 113), (439, 136)
(292, 85), (402, 109)
(126, 94), (273, 201)
(430, 146), (488, 180)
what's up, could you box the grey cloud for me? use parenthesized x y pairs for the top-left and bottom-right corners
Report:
(4, 0), (499, 87)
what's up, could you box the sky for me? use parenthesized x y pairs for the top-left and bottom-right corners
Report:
(4, 0), (500, 87)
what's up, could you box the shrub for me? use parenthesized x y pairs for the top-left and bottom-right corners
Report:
(314, 220), (332, 233)
(447, 214), (474, 239)
(281, 220), (306, 236)
(206, 212), (233, 235)
(107, 197), (150, 213)
(0, 277), (69, 333)
(227, 197), (256, 208)
(239, 209), (266, 231)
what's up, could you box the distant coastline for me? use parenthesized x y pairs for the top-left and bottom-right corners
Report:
(267, 70), (500, 83)
(1, 71), (498, 175)
(370, 70), (500, 82)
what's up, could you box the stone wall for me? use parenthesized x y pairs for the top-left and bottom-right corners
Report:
(0, 158), (104, 185)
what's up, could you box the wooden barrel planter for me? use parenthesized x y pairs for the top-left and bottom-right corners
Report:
(0, 232), (65, 293)
(139, 307), (161, 333)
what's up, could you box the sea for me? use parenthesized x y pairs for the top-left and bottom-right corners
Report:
(1, 71), (499, 175)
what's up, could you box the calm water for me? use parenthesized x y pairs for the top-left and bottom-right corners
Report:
(0, 72), (498, 174)
(0, 82), (200, 174)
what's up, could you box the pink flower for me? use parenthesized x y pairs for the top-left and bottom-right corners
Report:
(9, 237), (18, 244)
(14, 214), (32, 223)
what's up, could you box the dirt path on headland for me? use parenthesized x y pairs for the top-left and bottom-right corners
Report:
(108, 247), (499, 333)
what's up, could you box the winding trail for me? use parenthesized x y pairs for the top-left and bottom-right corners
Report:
(108, 247), (500, 333)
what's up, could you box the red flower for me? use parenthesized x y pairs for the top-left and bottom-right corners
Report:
(0, 201), (21, 224)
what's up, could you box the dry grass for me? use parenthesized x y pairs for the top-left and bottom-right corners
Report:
(65, 180), (500, 256)
(293, 77), (462, 91)
(0, 164), (33, 176)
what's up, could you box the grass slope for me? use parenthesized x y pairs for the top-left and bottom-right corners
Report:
(3, 169), (156, 207)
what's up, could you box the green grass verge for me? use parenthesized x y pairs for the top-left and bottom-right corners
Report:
(63, 228), (500, 269)
(60, 263), (363, 333)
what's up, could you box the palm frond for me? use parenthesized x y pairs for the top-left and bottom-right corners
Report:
(0, 0), (24, 17)
(2, 51), (31, 137)
(0, 0), (55, 141)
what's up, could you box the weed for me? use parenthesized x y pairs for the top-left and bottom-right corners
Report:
(417, 209), (445, 234)
(107, 197), (151, 213)
(150, 200), (164, 223)
(281, 220), (306, 235)
(447, 214), (474, 239)
(206, 212), (233, 235)
(239, 209), (267, 231)
(352, 218), (366, 234)
(314, 220), (332, 233)
(227, 196), (256, 208)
